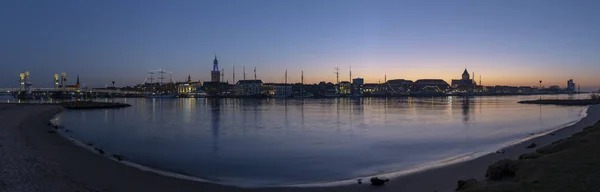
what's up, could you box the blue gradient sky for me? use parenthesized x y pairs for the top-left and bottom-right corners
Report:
(1, 0), (599, 90)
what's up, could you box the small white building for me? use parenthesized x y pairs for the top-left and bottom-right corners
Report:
(274, 84), (292, 97)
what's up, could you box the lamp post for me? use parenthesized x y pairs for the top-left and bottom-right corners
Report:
(539, 80), (542, 100)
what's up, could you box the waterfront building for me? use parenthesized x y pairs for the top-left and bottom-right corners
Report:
(211, 55), (221, 82)
(339, 81), (351, 95)
(64, 75), (81, 90)
(413, 79), (450, 92)
(236, 80), (263, 96)
(451, 69), (477, 92)
(363, 83), (382, 94)
(567, 79), (576, 92)
(385, 79), (413, 93)
(352, 78), (364, 95)
(274, 84), (293, 97)
(176, 75), (201, 95)
(548, 85), (562, 93)
(261, 83), (275, 95)
(519, 86), (536, 93)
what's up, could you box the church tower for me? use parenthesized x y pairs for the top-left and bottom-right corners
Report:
(211, 55), (221, 82)
(462, 69), (470, 80)
(75, 75), (81, 89)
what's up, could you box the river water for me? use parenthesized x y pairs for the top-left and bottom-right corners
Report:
(55, 95), (586, 186)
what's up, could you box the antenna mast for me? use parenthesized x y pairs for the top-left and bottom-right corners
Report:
(334, 67), (339, 84)
(285, 69), (288, 84)
(254, 67), (257, 81)
(233, 66), (235, 83)
(243, 66), (246, 80)
(158, 69), (165, 85)
(301, 70), (304, 84)
(349, 66), (352, 81)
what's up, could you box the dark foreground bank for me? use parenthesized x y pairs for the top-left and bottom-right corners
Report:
(458, 107), (600, 191)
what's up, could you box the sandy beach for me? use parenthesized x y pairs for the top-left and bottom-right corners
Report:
(1, 103), (598, 192)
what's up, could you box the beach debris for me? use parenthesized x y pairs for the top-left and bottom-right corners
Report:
(65, 129), (70, 132)
(357, 178), (362, 184)
(550, 133), (555, 136)
(456, 178), (481, 191)
(369, 177), (390, 186)
(112, 154), (124, 161)
(86, 143), (93, 146)
(518, 153), (543, 160)
(529, 133), (535, 135)
(94, 148), (105, 154)
(47, 130), (56, 134)
(496, 149), (505, 154)
(486, 159), (518, 181)
(526, 143), (537, 149)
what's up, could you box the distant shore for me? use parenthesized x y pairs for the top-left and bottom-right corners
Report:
(0, 103), (598, 192)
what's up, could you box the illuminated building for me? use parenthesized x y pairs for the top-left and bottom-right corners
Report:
(176, 75), (201, 95)
(53, 74), (59, 89)
(19, 73), (25, 91)
(261, 83), (275, 95)
(339, 81), (351, 95)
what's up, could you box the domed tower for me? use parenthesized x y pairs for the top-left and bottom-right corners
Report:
(462, 69), (470, 80)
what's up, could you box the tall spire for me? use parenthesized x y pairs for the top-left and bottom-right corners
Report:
(76, 75), (80, 84)
(212, 55), (219, 72)
(187, 74), (191, 82)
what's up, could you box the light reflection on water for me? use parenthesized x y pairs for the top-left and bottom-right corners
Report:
(58, 95), (585, 186)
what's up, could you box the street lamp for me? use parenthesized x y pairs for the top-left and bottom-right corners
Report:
(539, 80), (542, 100)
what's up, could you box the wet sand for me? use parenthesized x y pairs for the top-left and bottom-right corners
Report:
(1, 103), (598, 192)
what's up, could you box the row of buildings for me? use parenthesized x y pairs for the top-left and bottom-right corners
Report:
(131, 57), (579, 97)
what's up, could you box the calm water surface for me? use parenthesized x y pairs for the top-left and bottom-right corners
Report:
(57, 95), (586, 186)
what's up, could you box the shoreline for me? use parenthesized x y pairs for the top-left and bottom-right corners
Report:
(1, 103), (598, 192)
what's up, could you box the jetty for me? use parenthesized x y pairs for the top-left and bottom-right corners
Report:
(518, 99), (600, 106)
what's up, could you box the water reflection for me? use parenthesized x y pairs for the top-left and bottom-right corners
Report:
(209, 99), (221, 153)
(59, 95), (586, 186)
(461, 97), (472, 123)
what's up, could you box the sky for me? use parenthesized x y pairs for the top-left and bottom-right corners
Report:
(1, 0), (599, 90)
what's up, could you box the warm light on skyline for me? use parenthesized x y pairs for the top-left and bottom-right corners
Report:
(1, 1), (599, 90)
